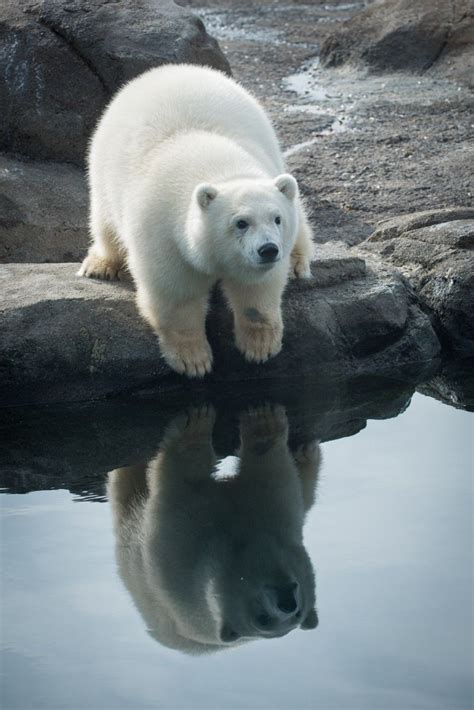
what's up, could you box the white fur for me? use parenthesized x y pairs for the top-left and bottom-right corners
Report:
(78, 64), (314, 376)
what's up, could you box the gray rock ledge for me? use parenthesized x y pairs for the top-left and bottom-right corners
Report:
(0, 258), (441, 405)
(360, 208), (474, 355)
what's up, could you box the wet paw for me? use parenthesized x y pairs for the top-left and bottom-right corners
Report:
(240, 403), (288, 449)
(77, 251), (123, 281)
(290, 251), (312, 279)
(162, 405), (215, 447)
(160, 335), (213, 378)
(235, 322), (282, 364)
(184, 405), (216, 439)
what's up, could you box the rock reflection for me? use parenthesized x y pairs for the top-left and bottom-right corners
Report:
(108, 404), (321, 654)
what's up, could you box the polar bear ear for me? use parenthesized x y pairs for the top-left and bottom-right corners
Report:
(300, 607), (318, 630)
(274, 174), (297, 200)
(195, 183), (218, 209)
(220, 624), (241, 643)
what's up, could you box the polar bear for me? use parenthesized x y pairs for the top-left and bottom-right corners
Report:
(78, 64), (314, 376)
(107, 404), (321, 654)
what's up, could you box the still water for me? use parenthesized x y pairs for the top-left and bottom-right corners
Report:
(1, 383), (472, 710)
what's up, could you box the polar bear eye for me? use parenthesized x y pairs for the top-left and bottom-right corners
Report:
(275, 216), (281, 225)
(236, 219), (249, 230)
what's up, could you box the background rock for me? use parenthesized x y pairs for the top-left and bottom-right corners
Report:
(0, 155), (88, 262)
(320, 0), (474, 87)
(434, 0), (474, 88)
(364, 208), (474, 242)
(416, 357), (474, 411)
(0, 0), (231, 165)
(360, 208), (474, 355)
(2, 0), (472, 257)
(192, 1), (472, 234)
(0, 258), (440, 406)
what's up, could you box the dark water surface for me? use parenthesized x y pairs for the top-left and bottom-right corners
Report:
(1, 379), (472, 710)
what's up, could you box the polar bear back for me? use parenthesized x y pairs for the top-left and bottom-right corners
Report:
(90, 63), (285, 180)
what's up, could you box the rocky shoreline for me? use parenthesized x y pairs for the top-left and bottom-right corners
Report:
(1, 256), (441, 405)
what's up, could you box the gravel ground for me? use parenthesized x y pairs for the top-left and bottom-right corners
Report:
(181, 0), (474, 245)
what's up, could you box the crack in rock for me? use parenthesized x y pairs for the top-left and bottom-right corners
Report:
(37, 16), (109, 95)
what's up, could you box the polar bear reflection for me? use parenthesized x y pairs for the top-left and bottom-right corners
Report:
(108, 405), (321, 654)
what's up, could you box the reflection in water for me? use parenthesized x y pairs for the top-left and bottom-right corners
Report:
(107, 404), (321, 654)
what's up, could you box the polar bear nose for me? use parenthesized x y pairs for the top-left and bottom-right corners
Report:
(273, 582), (299, 614)
(258, 582), (300, 623)
(257, 242), (280, 262)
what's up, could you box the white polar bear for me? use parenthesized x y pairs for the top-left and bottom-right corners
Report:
(107, 405), (321, 654)
(79, 64), (314, 376)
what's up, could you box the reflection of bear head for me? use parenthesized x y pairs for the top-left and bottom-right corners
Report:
(108, 405), (321, 654)
(214, 525), (319, 645)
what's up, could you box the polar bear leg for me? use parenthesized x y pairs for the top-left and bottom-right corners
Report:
(137, 288), (213, 378)
(78, 196), (124, 280)
(293, 441), (322, 512)
(107, 463), (149, 531)
(290, 206), (314, 279)
(222, 271), (286, 363)
(151, 406), (217, 489)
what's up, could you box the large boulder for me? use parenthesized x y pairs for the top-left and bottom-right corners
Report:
(360, 208), (474, 355)
(0, 256), (440, 406)
(320, 0), (474, 86)
(0, 154), (88, 263)
(0, 0), (231, 165)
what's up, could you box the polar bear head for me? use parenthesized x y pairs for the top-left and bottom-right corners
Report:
(190, 174), (300, 278)
(144, 524), (318, 655)
(211, 531), (318, 646)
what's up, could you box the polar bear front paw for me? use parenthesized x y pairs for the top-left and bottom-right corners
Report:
(160, 334), (213, 378)
(240, 404), (288, 440)
(77, 251), (123, 281)
(235, 322), (282, 364)
(162, 405), (215, 447)
(183, 405), (216, 442)
(290, 251), (312, 279)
